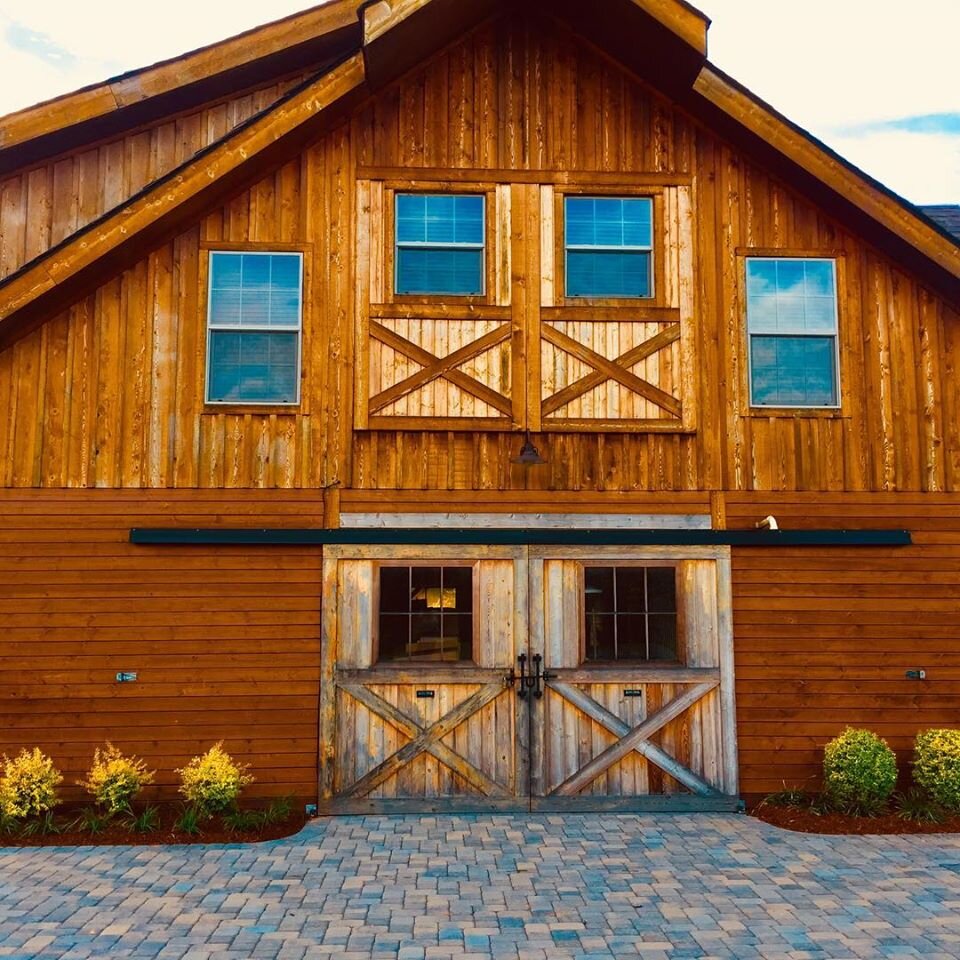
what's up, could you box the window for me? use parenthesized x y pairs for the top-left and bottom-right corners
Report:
(584, 566), (677, 662)
(378, 566), (474, 662)
(746, 257), (839, 408)
(206, 251), (302, 405)
(565, 196), (653, 298)
(395, 193), (485, 296)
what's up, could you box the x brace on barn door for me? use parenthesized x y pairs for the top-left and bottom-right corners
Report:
(506, 655), (723, 800)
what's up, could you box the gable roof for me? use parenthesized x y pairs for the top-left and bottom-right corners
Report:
(0, 0), (362, 176)
(0, 0), (957, 350)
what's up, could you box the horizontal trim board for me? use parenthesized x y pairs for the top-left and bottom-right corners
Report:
(130, 528), (912, 546)
(339, 512), (712, 529)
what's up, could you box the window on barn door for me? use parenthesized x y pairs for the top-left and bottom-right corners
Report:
(564, 196), (654, 298)
(377, 565), (475, 663)
(746, 257), (840, 408)
(583, 566), (678, 662)
(205, 251), (303, 405)
(395, 193), (485, 296)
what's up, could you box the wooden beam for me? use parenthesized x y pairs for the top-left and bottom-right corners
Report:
(341, 683), (511, 798)
(550, 680), (720, 796)
(552, 680), (718, 795)
(693, 65), (960, 284)
(0, 54), (367, 350)
(342, 682), (504, 798)
(0, 0), (361, 159)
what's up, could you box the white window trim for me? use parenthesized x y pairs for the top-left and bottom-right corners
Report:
(205, 250), (304, 407)
(746, 256), (841, 410)
(563, 195), (655, 300)
(394, 193), (487, 297)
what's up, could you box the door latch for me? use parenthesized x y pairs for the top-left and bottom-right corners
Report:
(506, 654), (555, 699)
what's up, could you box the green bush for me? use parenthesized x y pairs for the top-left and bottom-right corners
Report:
(822, 727), (897, 815)
(176, 743), (254, 816)
(79, 744), (155, 815)
(0, 748), (63, 820)
(913, 729), (960, 811)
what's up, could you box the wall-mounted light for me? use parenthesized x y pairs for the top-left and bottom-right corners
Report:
(511, 431), (546, 466)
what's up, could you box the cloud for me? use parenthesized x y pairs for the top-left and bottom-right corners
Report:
(6, 21), (76, 67)
(837, 113), (960, 137)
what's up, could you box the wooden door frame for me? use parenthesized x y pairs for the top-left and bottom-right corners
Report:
(317, 543), (738, 814)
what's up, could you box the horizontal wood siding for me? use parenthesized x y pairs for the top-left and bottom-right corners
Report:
(0, 14), (957, 492)
(726, 492), (960, 797)
(0, 489), (325, 801)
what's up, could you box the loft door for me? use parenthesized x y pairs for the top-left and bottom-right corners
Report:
(318, 543), (737, 813)
(318, 546), (527, 813)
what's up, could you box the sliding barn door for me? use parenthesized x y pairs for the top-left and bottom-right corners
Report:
(528, 548), (738, 810)
(318, 546), (527, 813)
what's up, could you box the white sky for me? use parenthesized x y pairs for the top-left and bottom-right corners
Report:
(0, 0), (957, 204)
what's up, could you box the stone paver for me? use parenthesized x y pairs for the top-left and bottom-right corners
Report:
(2, 814), (960, 959)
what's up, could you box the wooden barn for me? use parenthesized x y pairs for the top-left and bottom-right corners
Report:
(0, 0), (958, 813)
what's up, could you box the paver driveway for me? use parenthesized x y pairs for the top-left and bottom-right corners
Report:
(2, 813), (960, 959)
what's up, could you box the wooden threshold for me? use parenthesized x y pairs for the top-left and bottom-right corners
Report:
(315, 795), (742, 815)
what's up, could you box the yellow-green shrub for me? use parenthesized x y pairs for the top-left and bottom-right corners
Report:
(913, 729), (960, 811)
(80, 744), (155, 815)
(177, 743), (253, 815)
(0, 748), (63, 819)
(823, 727), (897, 814)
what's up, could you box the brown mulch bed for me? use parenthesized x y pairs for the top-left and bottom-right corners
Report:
(4, 807), (307, 847)
(750, 802), (960, 835)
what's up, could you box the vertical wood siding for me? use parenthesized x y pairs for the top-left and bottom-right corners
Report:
(0, 75), (311, 281)
(0, 13), (957, 495)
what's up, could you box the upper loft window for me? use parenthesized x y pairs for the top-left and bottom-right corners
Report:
(206, 251), (302, 405)
(395, 193), (485, 296)
(747, 257), (839, 408)
(565, 196), (653, 298)
(584, 566), (678, 663)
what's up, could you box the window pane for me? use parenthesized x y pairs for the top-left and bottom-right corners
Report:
(646, 568), (677, 613)
(585, 613), (615, 661)
(209, 287), (242, 326)
(648, 615), (678, 661)
(443, 567), (473, 613)
(746, 259), (777, 296)
(615, 568), (647, 613)
(751, 335), (837, 407)
(775, 259), (805, 296)
(584, 567), (614, 614)
(396, 194), (427, 242)
(378, 615), (410, 661)
(566, 250), (650, 298)
(380, 567), (410, 613)
(411, 567), (444, 611)
(208, 331), (298, 403)
(271, 254), (301, 290)
(396, 248), (483, 295)
(804, 260), (835, 296)
(565, 197), (652, 248)
(241, 254), (271, 290)
(615, 615), (647, 660)
(746, 293), (778, 333)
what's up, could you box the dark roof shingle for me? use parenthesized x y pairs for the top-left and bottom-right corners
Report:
(920, 205), (960, 242)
